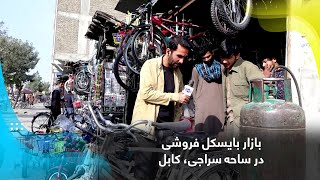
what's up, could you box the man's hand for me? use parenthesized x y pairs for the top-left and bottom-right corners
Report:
(263, 64), (273, 78)
(179, 93), (190, 104)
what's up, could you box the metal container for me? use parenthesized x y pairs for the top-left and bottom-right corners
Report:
(239, 78), (305, 180)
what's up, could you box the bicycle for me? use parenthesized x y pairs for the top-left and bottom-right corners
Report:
(73, 63), (91, 95)
(11, 130), (64, 178)
(45, 137), (88, 180)
(66, 101), (239, 180)
(31, 104), (75, 134)
(31, 105), (56, 134)
(123, 1), (218, 75)
(217, 0), (252, 31)
(88, 10), (142, 92)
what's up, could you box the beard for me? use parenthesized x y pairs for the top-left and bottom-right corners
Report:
(169, 53), (179, 69)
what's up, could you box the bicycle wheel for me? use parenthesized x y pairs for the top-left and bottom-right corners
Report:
(64, 79), (73, 92)
(113, 52), (139, 92)
(123, 36), (142, 75)
(45, 168), (69, 180)
(130, 27), (168, 65)
(217, 0), (252, 31)
(74, 71), (91, 94)
(211, 0), (238, 35)
(31, 112), (52, 134)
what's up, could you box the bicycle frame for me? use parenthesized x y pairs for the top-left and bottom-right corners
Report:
(136, 1), (206, 57)
(151, 16), (200, 36)
(98, 130), (204, 180)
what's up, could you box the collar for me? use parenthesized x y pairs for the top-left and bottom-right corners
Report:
(158, 55), (174, 71)
(157, 55), (165, 70)
(225, 57), (244, 74)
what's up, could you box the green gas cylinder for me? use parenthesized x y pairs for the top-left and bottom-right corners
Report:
(239, 77), (305, 180)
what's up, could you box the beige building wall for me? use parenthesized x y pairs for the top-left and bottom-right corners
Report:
(287, 0), (320, 179)
(51, 0), (126, 89)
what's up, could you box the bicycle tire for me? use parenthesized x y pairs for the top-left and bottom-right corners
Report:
(123, 36), (143, 75)
(74, 71), (91, 94)
(120, 32), (133, 52)
(211, 0), (238, 35)
(113, 52), (139, 92)
(217, 0), (252, 31)
(45, 168), (69, 180)
(130, 27), (168, 65)
(64, 79), (73, 92)
(31, 112), (52, 134)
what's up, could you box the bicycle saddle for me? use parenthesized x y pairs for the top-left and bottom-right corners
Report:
(88, 24), (103, 35)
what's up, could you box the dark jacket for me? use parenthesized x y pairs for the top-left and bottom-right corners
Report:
(51, 88), (61, 110)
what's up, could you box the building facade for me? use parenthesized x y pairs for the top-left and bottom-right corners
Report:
(51, 0), (125, 89)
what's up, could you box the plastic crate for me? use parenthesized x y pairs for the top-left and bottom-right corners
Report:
(18, 135), (35, 152)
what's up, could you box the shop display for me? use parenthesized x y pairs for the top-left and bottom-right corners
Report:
(104, 62), (126, 114)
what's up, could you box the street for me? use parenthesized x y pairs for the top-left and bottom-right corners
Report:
(1, 103), (50, 180)
(13, 102), (49, 132)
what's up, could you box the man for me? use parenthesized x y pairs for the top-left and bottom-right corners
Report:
(218, 38), (272, 138)
(262, 57), (285, 99)
(131, 36), (191, 137)
(22, 93), (26, 102)
(51, 81), (64, 123)
(64, 90), (74, 119)
(131, 36), (191, 180)
(191, 45), (224, 137)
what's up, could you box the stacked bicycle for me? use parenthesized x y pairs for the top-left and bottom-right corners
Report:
(64, 61), (93, 96)
(58, 101), (240, 180)
(85, 0), (252, 92)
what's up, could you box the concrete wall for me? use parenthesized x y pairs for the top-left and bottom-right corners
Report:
(50, 0), (126, 89)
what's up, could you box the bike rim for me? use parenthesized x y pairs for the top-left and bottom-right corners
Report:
(48, 172), (68, 180)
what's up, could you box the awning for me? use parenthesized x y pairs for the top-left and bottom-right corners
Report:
(51, 62), (64, 72)
(21, 88), (33, 94)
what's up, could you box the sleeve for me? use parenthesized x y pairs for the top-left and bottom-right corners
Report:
(178, 70), (184, 92)
(71, 95), (74, 102)
(191, 67), (199, 104)
(139, 61), (180, 106)
(245, 62), (265, 82)
(51, 90), (60, 107)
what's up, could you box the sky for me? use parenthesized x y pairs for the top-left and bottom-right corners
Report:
(0, 0), (56, 82)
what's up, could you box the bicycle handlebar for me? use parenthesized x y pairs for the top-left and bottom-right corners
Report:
(87, 101), (113, 133)
(11, 130), (61, 140)
(86, 101), (191, 135)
